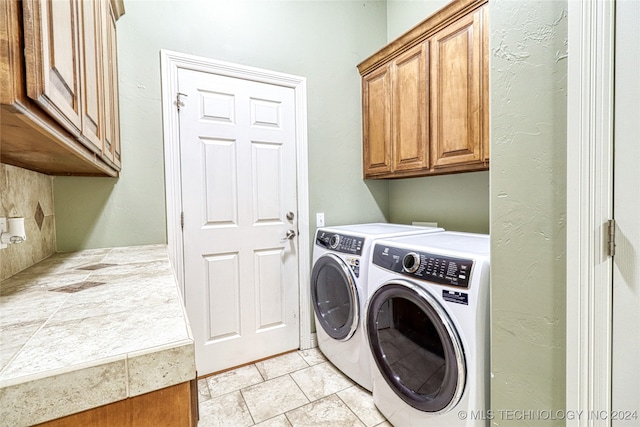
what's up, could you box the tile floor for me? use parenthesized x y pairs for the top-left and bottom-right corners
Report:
(197, 348), (391, 427)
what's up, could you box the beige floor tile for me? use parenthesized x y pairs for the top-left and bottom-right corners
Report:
(255, 352), (309, 380)
(285, 394), (366, 427)
(241, 375), (310, 423)
(254, 414), (293, 427)
(206, 364), (264, 399)
(198, 378), (211, 403)
(290, 361), (354, 401)
(337, 386), (385, 427)
(297, 348), (327, 366)
(197, 350), (388, 427)
(198, 390), (254, 427)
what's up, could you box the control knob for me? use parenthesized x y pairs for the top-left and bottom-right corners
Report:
(402, 252), (421, 273)
(329, 234), (340, 249)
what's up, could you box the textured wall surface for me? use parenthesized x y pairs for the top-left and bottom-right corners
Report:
(0, 164), (56, 280)
(490, 1), (567, 424)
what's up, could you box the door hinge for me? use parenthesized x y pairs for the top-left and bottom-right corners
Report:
(607, 219), (616, 257)
(176, 92), (188, 112)
(181, 212), (184, 230)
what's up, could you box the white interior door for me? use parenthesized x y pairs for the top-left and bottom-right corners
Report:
(612, 0), (640, 422)
(178, 67), (300, 375)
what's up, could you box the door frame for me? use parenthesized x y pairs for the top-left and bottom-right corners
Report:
(159, 49), (313, 350)
(566, 1), (615, 423)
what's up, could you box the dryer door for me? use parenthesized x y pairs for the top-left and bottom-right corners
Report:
(311, 253), (359, 341)
(366, 280), (466, 413)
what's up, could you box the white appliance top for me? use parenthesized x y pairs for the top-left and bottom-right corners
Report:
(319, 222), (443, 237)
(376, 231), (489, 257)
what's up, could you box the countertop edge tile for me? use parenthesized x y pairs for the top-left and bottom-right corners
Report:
(127, 341), (196, 397)
(0, 358), (128, 427)
(0, 353), (128, 389)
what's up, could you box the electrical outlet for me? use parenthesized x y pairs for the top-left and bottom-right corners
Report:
(316, 213), (325, 227)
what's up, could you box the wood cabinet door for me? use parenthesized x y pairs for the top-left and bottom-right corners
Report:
(78, 0), (104, 153)
(23, 0), (83, 137)
(392, 42), (429, 173)
(481, 5), (489, 162)
(102, 0), (121, 168)
(362, 65), (392, 177)
(429, 5), (486, 169)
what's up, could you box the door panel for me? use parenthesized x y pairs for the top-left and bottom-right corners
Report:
(205, 253), (240, 342)
(254, 248), (286, 330)
(203, 138), (238, 225)
(178, 68), (299, 375)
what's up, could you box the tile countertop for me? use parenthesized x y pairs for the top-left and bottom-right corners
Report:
(0, 245), (196, 427)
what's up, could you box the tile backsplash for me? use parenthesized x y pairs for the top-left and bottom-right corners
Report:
(0, 163), (56, 280)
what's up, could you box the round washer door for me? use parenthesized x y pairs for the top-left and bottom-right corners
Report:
(366, 281), (466, 413)
(311, 253), (359, 341)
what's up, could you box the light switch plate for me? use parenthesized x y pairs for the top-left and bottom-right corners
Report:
(316, 213), (325, 227)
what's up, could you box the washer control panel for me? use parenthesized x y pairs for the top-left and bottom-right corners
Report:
(316, 232), (363, 256)
(372, 243), (473, 288)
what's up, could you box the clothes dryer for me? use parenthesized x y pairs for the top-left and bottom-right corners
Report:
(311, 223), (443, 391)
(365, 232), (490, 426)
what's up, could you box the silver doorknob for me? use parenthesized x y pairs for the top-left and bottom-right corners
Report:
(286, 211), (295, 220)
(281, 229), (297, 241)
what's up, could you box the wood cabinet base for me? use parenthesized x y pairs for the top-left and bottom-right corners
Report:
(34, 381), (197, 427)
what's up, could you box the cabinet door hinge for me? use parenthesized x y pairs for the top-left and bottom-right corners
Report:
(176, 92), (188, 112)
(607, 219), (616, 257)
(181, 212), (184, 230)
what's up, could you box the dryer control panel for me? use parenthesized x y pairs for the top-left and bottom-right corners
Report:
(316, 232), (363, 255)
(372, 244), (473, 288)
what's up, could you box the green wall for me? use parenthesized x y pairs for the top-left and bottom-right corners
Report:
(54, 0), (390, 251)
(490, 1), (567, 424)
(386, 0), (449, 40)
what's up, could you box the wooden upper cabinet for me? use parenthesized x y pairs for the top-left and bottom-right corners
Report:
(362, 42), (428, 178)
(392, 42), (428, 173)
(430, 5), (486, 170)
(102, 0), (121, 168)
(0, 0), (124, 176)
(79, 0), (105, 153)
(358, 0), (489, 179)
(362, 65), (392, 176)
(481, 5), (489, 163)
(23, 0), (84, 137)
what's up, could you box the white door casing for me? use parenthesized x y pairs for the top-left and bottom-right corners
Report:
(160, 51), (312, 375)
(612, 0), (640, 421)
(567, 1), (640, 425)
(567, 0), (615, 424)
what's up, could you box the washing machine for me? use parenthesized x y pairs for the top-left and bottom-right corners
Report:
(365, 231), (490, 426)
(310, 223), (444, 391)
